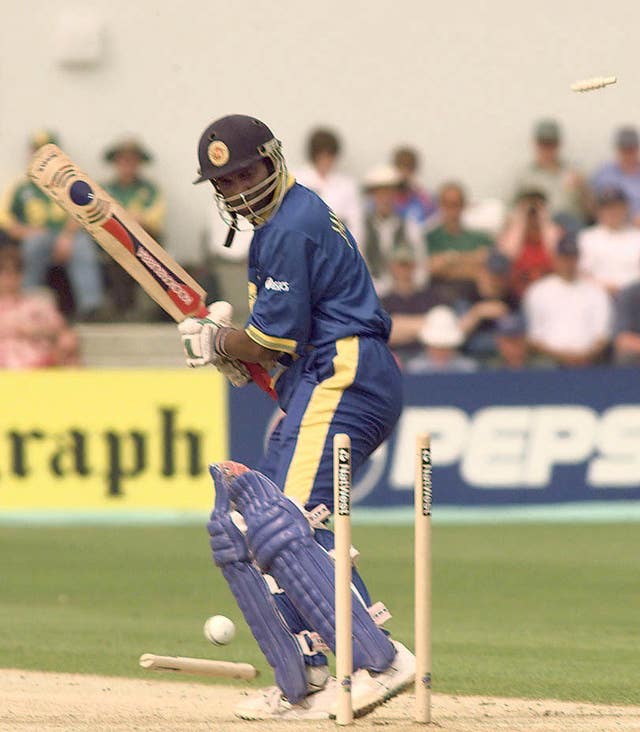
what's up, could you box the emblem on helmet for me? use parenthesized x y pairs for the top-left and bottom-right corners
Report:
(207, 141), (230, 167)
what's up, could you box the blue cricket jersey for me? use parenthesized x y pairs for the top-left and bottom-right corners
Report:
(245, 182), (391, 406)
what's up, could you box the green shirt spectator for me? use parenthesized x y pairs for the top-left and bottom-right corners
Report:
(427, 225), (492, 255)
(0, 178), (68, 234)
(103, 178), (165, 238)
(426, 182), (493, 302)
(100, 137), (166, 318)
(103, 137), (165, 238)
(0, 130), (104, 318)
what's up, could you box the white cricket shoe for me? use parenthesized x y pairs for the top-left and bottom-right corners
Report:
(349, 640), (416, 718)
(234, 667), (336, 721)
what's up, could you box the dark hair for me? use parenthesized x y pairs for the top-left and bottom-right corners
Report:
(393, 146), (419, 171)
(307, 128), (341, 161)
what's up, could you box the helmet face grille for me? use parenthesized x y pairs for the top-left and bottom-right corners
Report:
(212, 139), (288, 232)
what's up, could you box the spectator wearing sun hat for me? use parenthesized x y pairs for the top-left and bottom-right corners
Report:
(361, 164), (425, 296)
(101, 137), (165, 317)
(405, 305), (478, 373)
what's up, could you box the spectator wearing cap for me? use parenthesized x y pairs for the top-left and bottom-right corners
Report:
(381, 244), (451, 365)
(498, 188), (562, 298)
(102, 137), (165, 317)
(0, 130), (104, 319)
(591, 126), (640, 225)
(405, 305), (478, 373)
(391, 146), (438, 228)
(491, 313), (530, 370)
(361, 164), (425, 296)
(456, 249), (520, 365)
(511, 119), (589, 230)
(578, 186), (640, 296)
(426, 182), (493, 301)
(0, 237), (80, 368)
(295, 127), (364, 244)
(523, 235), (612, 367)
(613, 270), (640, 365)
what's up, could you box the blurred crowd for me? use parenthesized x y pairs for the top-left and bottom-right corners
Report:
(2, 120), (640, 372)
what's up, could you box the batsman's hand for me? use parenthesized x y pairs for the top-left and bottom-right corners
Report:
(178, 301), (233, 368)
(216, 357), (251, 387)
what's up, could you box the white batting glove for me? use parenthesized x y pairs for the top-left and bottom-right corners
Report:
(178, 301), (234, 368)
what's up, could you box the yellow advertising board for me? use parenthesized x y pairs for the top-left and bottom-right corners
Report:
(0, 370), (227, 511)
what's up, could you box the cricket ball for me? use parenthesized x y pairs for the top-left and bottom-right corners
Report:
(203, 615), (236, 646)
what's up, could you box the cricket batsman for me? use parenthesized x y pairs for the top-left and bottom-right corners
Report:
(178, 114), (414, 720)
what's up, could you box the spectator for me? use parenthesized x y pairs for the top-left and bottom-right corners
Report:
(578, 186), (640, 296)
(512, 119), (588, 229)
(0, 238), (79, 368)
(361, 164), (425, 295)
(491, 313), (530, 370)
(0, 130), (104, 319)
(613, 272), (640, 364)
(426, 182), (493, 301)
(295, 127), (364, 244)
(457, 249), (520, 364)
(381, 244), (451, 365)
(391, 146), (438, 227)
(498, 188), (561, 298)
(592, 126), (640, 225)
(523, 235), (612, 367)
(102, 137), (166, 318)
(406, 305), (478, 373)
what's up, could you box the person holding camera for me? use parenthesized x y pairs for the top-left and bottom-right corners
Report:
(498, 188), (563, 299)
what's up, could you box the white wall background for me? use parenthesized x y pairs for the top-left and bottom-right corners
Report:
(1, 0), (637, 260)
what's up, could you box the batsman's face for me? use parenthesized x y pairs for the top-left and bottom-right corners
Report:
(215, 161), (269, 201)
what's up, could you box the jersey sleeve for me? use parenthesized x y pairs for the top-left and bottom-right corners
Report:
(246, 228), (312, 355)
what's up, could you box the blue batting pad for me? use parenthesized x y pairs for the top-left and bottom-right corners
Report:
(229, 469), (395, 673)
(207, 465), (308, 703)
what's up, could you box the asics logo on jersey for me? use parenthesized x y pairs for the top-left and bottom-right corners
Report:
(264, 277), (290, 292)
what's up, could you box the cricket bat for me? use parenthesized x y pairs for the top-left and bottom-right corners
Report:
(139, 653), (258, 680)
(28, 144), (275, 399)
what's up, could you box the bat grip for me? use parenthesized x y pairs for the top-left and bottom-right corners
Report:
(194, 304), (277, 401)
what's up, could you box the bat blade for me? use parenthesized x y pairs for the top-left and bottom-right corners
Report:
(28, 144), (276, 399)
(139, 653), (258, 680)
(28, 144), (206, 321)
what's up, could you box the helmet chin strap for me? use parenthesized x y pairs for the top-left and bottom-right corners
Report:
(223, 214), (237, 248)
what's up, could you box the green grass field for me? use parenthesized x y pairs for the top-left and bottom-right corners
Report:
(0, 523), (638, 705)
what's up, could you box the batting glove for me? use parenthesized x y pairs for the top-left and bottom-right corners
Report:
(216, 357), (251, 387)
(178, 301), (234, 368)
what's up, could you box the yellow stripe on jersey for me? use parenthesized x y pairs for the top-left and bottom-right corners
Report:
(329, 210), (351, 248)
(246, 324), (297, 353)
(284, 336), (359, 505)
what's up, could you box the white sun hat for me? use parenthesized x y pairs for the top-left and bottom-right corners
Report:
(362, 164), (402, 191)
(419, 306), (464, 348)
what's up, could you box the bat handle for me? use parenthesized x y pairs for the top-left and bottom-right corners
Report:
(193, 304), (277, 401)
